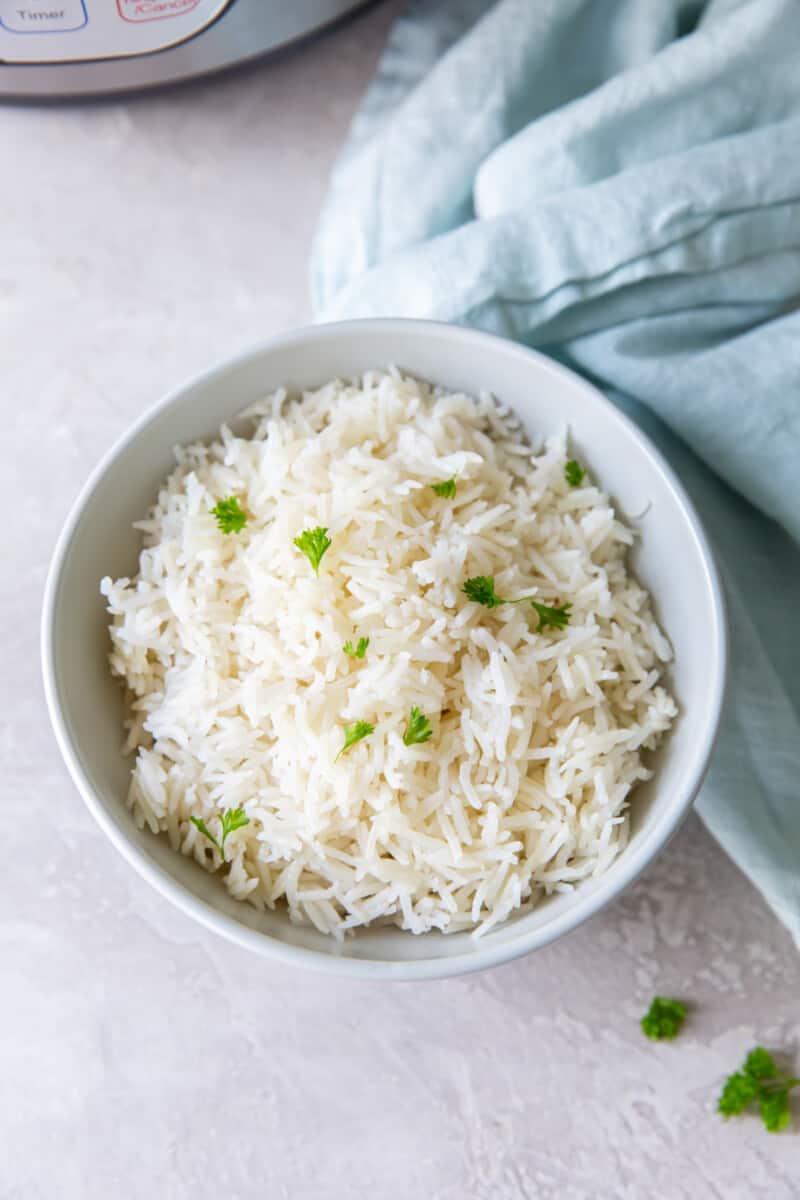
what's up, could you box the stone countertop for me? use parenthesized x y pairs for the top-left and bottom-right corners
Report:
(2, 5), (798, 1196)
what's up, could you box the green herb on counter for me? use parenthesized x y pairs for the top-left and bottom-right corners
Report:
(718, 1047), (799, 1133)
(641, 996), (687, 1041)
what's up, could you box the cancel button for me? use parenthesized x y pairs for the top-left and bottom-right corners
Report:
(0, 0), (87, 32)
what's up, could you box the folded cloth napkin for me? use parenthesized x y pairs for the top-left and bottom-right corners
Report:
(311, 0), (800, 943)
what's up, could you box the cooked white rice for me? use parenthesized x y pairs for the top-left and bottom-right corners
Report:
(101, 370), (676, 937)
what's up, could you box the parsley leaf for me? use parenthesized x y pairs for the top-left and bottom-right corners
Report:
(190, 816), (221, 856)
(403, 706), (432, 747)
(565, 460), (585, 487)
(759, 1089), (792, 1134)
(530, 600), (572, 631)
(462, 576), (572, 632)
(343, 637), (370, 659)
(190, 806), (250, 862)
(219, 806), (250, 849)
(462, 575), (507, 608)
(432, 477), (457, 499)
(717, 1047), (799, 1132)
(293, 526), (332, 576)
(718, 1072), (760, 1117)
(211, 496), (247, 534)
(744, 1047), (778, 1081)
(641, 996), (687, 1041)
(335, 720), (374, 762)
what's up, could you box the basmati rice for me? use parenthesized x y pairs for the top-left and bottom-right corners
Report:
(101, 370), (676, 937)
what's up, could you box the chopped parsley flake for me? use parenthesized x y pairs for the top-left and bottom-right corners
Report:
(717, 1047), (799, 1132)
(293, 526), (332, 576)
(462, 575), (506, 608)
(530, 600), (572, 631)
(565, 460), (586, 487)
(403, 707), (433, 746)
(641, 996), (687, 1041)
(335, 720), (374, 762)
(211, 496), (247, 534)
(190, 806), (250, 861)
(343, 637), (370, 660)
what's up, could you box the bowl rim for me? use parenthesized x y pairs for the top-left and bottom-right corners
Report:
(41, 318), (728, 981)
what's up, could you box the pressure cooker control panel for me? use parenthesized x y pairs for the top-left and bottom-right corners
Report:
(0, 0), (233, 61)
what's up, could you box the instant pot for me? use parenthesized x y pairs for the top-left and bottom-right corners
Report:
(0, 0), (373, 98)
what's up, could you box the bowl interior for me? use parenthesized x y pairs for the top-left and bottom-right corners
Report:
(45, 321), (725, 977)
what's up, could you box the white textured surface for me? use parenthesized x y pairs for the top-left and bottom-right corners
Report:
(2, 5), (799, 1195)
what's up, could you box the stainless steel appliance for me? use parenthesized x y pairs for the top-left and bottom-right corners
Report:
(0, 0), (373, 99)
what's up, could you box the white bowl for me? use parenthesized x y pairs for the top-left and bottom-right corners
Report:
(42, 319), (726, 980)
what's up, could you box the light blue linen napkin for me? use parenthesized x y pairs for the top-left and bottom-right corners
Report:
(311, 0), (800, 943)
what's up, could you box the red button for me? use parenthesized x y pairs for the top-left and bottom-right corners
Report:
(116, 0), (200, 21)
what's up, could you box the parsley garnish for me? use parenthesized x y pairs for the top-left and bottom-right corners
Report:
(745, 1047), (781, 1081)
(641, 996), (687, 1041)
(462, 575), (507, 608)
(403, 706), (432, 746)
(293, 526), (332, 576)
(718, 1071), (759, 1115)
(190, 806), (250, 861)
(211, 496), (247, 534)
(335, 720), (374, 762)
(759, 1090), (795, 1134)
(462, 575), (572, 631)
(565, 460), (585, 487)
(718, 1047), (799, 1132)
(530, 600), (572, 631)
(432, 477), (457, 499)
(343, 637), (369, 659)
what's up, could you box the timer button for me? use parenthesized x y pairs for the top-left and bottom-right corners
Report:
(0, 0), (87, 32)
